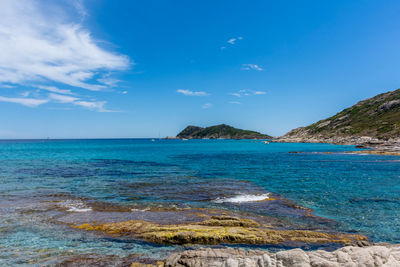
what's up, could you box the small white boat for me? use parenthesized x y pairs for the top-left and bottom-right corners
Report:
(264, 141), (269, 144)
(151, 139), (155, 142)
(182, 138), (188, 141)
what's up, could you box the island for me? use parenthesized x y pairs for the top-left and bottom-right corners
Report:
(176, 124), (271, 139)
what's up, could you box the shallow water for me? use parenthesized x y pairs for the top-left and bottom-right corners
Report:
(0, 139), (399, 265)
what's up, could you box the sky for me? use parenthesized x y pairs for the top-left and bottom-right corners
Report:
(1, 0), (400, 138)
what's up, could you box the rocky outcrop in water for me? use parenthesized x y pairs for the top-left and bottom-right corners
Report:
(164, 244), (400, 267)
(71, 215), (366, 246)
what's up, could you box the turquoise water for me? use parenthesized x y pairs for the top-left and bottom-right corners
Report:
(1, 139), (400, 265)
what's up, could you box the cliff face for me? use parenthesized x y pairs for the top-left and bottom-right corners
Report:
(276, 89), (400, 146)
(177, 124), (271, 139)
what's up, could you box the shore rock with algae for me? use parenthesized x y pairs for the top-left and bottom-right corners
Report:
(71, 215), (367, 246)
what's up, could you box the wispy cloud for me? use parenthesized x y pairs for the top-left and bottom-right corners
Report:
(0, 83), (116, 112)
(74, 100), (108, 112)
(202, 103), (212, 109)
(72, 0), (88, 19)
(48, 92), (111, 112)
(221, 36), (243, 49)
(227, 36), (243, 45)
(0, 96), (48, 107)
(176, 89), (208, 96)
(0, 0), (130, 91)
(36, 85), (74, 95)
(253, 91), (266, 95)
(241, 64), (263, 71)
(229, 101), (242, 105)
(230, 93), (241, 97)
(230, 89), (266, 97)
(48, 93), (78, 103)
(20, 91), (31, 97)
(0, 84), (15, 88)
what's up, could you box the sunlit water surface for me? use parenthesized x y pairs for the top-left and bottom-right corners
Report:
(0, 139), (399, 265)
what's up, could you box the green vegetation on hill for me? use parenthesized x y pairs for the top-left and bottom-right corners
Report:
(177, 124), (271, 139)
(286, 88), (400, 140)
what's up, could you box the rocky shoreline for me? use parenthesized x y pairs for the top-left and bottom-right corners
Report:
(56, 243), (400, 266)
(163, 244), (400, 267)
(273, 134), (400, 155)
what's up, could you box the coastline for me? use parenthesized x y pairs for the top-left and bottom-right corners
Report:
(273, 136), (400, 156)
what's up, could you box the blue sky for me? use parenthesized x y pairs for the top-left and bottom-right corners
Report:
(1, 0), (400, 138)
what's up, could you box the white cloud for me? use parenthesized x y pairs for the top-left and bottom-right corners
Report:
(0, 96), (48, 107)
(48, 93), (78, 103)
(72, 0), (88, 19)
(227, 38), (236, 44)
(229, 101), (241, 105)
(36, 85), (74, 95)
(74, 100), (108, 112)
(48, 92), (110, 112)
(97, 76), (120, 87)
(254, 91), (266, 95)
(0, 85), (114, 111)
(230, 93), (241, 97)
(241, 64), (263, 71)
(202, 103), (212, 109)
(0, 84), (15, 88)
(0, 0), (130, 91)
(229, 89), (266, 97)
(20, 91), (31, 97)
(122, 91), (128, 94)
(176, 89), (208, 96)
(221, 36), (243, 50)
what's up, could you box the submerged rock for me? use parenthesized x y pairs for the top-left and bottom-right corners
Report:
(71, 215), (367, 246)
(164, 244), (400, 267)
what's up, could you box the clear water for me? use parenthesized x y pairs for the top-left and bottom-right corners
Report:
(0, 139), (399, 265)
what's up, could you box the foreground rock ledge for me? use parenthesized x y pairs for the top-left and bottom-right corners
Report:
(164, 245), (400, 267)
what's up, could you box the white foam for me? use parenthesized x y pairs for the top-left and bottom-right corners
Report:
(67, 206), (93, 212)
(62, 200), (93, 212)
(131, 208), (150, 212)
(213, 193), (270, 203)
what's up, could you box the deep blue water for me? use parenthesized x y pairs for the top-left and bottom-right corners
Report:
(0, 139), (399, 265)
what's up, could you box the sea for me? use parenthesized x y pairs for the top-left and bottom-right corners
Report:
(0, 139), (399, 265)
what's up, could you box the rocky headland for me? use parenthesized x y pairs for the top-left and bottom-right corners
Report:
(176, 124), (271, 140)
(274, 88), (400, 154)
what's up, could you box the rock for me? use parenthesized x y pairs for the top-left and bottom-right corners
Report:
(164, 244), (400, 266)
(71, 216), (367, 246)
(275, 249), (310, 267)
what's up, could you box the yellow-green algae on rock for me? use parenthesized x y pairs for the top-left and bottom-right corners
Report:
(71, 215), (367, 246)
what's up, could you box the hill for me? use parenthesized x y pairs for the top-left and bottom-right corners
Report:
(276, 88), (400, 145)
(176, 124), (271, 139)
